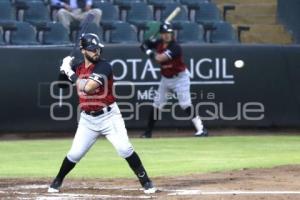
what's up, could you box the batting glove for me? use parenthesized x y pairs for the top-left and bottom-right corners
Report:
(60, 56), (75, 80)
(62, 56), (74, 66)
(145, 49), (155, 59)
(140, 40), (155, 58)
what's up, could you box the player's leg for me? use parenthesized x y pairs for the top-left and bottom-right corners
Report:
(141, 79), (169, 138)
(104, 104), (156, 193)
(184, 106), (208, 136)
(125, 152), (156, 194)
(81, 9), (102, 25)
(141, 106), (159, 138)
(48, 120), (99, 192)
(175, 70), (208, 137)
(56, 8), (74, 33)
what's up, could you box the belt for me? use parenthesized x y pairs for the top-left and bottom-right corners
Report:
(163, 74), (178, 79)
(84, 106), (112, 117)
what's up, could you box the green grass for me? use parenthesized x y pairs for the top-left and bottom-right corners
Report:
(0, 136), (300, 178)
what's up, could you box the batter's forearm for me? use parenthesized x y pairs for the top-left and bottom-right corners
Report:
(77, 78), (100, 95)
(84, 80), (99, 94)
(155, 53), (169, 63)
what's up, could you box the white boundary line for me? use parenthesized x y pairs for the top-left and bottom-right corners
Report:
(2, 185), (300, 199)
(115, 81), (235, 86)
(166, 189), (300, 195)
(1, 191), (155, 199)
(44, 193), (154, 199)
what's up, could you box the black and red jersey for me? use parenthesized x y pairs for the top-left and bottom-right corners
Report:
(146, 39), (187, 77)
(75, 60), (115, 112)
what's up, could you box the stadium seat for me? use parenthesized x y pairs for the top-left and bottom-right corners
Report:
(195, 2), (221, 26)
(84, 23), (104, 42)
(93, 1), (120, 30)
(114, 0), (141, 8)
(209, 21), (238, 44)
(126, 2), (153, 40)
(9, 22), (39, 45)
(109, 21), (138, 43)
(0, 1), (17, 27)
(177, 22), (205, 44)
(15, 0), (47, 2)
(180, 0), (209, 9)
(113, 0), (142, 20)
(161, 3), (189, 28)
(147, 0), (176, 10)
(278, 0), (300, 43)
(277, 0), (289, 24)
(147, 0), (176, 20)
(127, 2), (153, 26)
(69, 22), (104, 43)
(180, 0), (209, 20)
(180, 0), (209, 5)
(42, 22), (71, 45)
(0, 28), (5, 45)
(23, 1), (51, 27)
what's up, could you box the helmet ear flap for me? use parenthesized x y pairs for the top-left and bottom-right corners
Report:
(79, 33), (85, 49)
(79, 39), (83, 50)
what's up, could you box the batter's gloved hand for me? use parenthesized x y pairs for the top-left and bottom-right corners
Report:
(60, 56), (75, 81)
(145, 49), (155, 59)
(140, 41), (155, 59)
(62, 56), (73, 66)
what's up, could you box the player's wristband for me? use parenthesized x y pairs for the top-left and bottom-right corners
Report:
(78, 79), (88, 92)
(69, 73), (78, 83)
(89, 73), (104, 85)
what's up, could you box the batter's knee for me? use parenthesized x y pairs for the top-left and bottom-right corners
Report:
(116, 145), (134, 159)
(57, 9), (68, 17)
(91, 8), (102, 17)
(179, 102), (192, 110)
(88, 9), (102, 24)
(67, 150), (84, 163)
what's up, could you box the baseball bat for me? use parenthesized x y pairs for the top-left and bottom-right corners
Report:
(69, 13), (95, 57)
(58, 13), (95, 107)
(145, 6), (181, 41)
(165, 6), (181, 23)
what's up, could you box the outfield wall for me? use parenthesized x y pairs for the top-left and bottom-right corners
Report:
(1, 44), (300, 132)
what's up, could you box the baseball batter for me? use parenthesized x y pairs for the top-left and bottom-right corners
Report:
(140, 22), (208, 138)
(48, 33), (156, 194)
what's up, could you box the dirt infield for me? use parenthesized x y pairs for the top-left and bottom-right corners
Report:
(1, 165), (300, 200)
(1, 128), (300, 140)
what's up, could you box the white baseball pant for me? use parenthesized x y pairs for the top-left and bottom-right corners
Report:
(67, 102), (134, 163)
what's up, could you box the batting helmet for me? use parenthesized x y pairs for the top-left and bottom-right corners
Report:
(159, 22), (174, 33)
(80, 33), (104, 51)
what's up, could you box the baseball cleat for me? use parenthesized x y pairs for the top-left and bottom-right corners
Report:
(48, 187), (59, 193)
(143, 181), (157, 194)
(144, 187), (157, 194)
(195, 128), (208, 137)
(48, 177), (62, 193)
